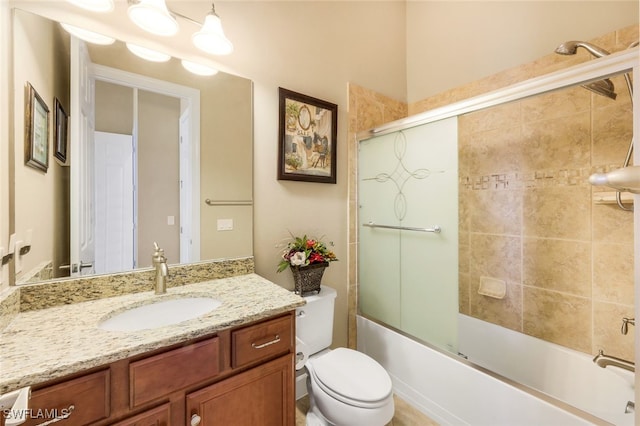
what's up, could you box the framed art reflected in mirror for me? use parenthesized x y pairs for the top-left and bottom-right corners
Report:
(54, 98), (68, 165)
(25, 82), (49, 172)
(278, 88), (337, 184)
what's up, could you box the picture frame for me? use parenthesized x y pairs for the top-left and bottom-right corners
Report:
(278, 88), (337, 184)
(53, 98), (68, 164)
(24, 82), (49, 172)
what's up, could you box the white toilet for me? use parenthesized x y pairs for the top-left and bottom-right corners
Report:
(295, 287), (394, 426)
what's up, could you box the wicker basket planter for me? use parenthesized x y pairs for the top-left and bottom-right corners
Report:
(291, 262), (328, 295)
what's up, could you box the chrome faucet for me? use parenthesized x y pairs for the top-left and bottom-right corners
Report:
(593, 349), (635, 372)
(152, 242), (168, 295)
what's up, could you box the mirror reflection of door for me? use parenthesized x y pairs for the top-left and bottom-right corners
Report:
(70, 37), (96, 276)
(94, 131), (134, 274)
(69, 38), (198, 276)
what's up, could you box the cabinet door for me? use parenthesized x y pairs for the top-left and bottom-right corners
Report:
(186, 355), (294, 426)
(111, 403), (170, 426)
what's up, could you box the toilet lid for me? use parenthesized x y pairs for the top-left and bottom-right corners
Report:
(310, 348), (392, 407)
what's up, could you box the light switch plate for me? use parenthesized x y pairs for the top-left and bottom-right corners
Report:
(167, 216), (175, 225)
(217, 218), (233, 231)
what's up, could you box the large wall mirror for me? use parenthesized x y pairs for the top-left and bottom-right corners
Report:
(11, 8), (253, 285)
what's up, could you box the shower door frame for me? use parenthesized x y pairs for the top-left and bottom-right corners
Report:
(354, 46), (639, 410)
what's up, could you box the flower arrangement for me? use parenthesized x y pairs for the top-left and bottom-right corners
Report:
(277, 234), (338, 272)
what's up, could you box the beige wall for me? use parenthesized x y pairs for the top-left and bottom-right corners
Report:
(95, 81), (133, 134)
(0, 2), (11, 291)
(137, 90), (181, 266)
(232, 2), (407, 350)
(12, 9), (70, 282)
(406, 1), (639, 102)
(199, 72), (253, 260)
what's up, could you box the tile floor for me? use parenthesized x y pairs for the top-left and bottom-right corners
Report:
(295, 394), (439, 425)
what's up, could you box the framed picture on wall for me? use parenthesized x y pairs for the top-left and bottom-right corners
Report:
(25, 82), (49, 172)
(54, 98), (68, 164)
(277, 88), (337, 184)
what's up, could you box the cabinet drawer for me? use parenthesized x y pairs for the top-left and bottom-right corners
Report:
(232, 315), (293, 368)
(23, 369), (110, 426)
(130, 337), (220, 408)
(111, 403), (170, 426)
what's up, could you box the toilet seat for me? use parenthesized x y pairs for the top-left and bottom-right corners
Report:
(308, 348), (392, 409)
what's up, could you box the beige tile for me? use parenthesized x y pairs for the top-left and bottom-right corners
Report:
(521, 112), (591, 171)
(593, 301), (635, 361)
(593, 242), (634, 305)
(521, 85), (590, 123)
(522, 238), (591, 297)
(616, 24), (639, 48)
(458, 189), (470, 233)
(458, 125), (523, 176)
(523, 186), (591, 240)
(458, 235), (469, 273)
(592, 202), (634, 244)
(468, 189), (522, 235)
(469, 233), (521, 284)
(523, 287), (592, 353)
(469, 280), (522, 332)
(592, 100), (633, 165)
(459, 272), (470, 315)
(592, 96), (633, 167)
(458, 101), (521, 134)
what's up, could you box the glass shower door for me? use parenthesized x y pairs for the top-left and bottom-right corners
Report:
(358, 117), (459, 353)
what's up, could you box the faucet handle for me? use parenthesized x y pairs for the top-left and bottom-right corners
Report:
(152, 242), (166, 261)
(621, 317), (635, 335)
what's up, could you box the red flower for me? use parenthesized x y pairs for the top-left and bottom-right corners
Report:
(309, 252), (324, 263)
(306, 239), (316, 249)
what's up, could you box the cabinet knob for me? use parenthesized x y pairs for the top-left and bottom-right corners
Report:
(191, 414), (202, 426)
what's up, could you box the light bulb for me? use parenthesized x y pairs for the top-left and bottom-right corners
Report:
(127, 0), (178, 36)
(191, 8), (233, 55)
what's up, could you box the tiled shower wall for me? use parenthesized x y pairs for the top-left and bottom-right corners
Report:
(348, 24), (637, 358)
(458, 81), (634, 359)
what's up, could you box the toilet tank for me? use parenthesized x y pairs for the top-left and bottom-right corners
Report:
(296, 286), (337, 355)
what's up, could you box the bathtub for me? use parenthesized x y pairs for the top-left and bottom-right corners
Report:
(357, 315), (634, 426)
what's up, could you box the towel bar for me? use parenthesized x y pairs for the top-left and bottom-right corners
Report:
(363, 222), (441, 233)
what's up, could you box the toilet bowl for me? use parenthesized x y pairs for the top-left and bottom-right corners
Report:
(295, 287), (395, 426)
(305, 348), (394, 426)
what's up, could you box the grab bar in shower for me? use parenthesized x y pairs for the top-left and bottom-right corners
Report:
(363, 222), (441, 233)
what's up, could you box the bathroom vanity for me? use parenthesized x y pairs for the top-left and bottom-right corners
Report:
(0, 273), (304, 426)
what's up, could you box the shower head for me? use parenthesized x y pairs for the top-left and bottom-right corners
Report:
(554, 41), (610, 58)
(582, 78), (617, 100)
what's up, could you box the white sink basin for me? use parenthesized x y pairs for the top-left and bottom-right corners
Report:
(99, 297), (222, 332)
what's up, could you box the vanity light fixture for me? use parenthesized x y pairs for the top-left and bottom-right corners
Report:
(127, 0), (179, 37)
(181, 60), (218, 76)
(66, 0), (114, 13)
(126, 43), (171, 62)
(60, 23), (116, 45)
(191, 4), (234, 55)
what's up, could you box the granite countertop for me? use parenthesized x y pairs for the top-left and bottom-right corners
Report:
(0, 273), (305, 394)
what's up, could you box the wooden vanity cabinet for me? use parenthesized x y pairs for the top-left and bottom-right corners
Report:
(186, 354), (293, 426)
(9, 312), (295, 426)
